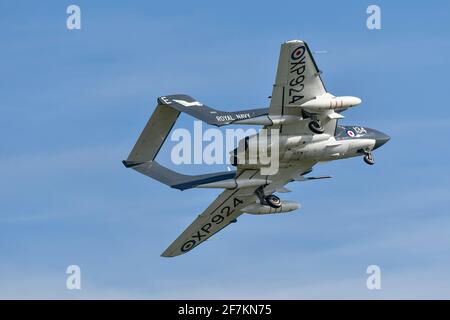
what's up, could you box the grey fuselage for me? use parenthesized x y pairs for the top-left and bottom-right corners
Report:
(235, 124), (390, 166)
(280, 125), (390, 163)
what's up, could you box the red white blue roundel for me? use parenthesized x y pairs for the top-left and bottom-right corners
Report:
(291, 46), (305, 60)
(347, 130), (355, 137)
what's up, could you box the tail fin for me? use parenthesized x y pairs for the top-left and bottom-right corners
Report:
(123, 97), (237, 190)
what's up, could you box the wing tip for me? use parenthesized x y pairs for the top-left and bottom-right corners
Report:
(160, 250), (178, 258)
(285, 39), (305, 44)
(122, 160), (145, 168)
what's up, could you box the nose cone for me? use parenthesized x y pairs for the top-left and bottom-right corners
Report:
(373, 132), (391, 150)
(340, 96), (362, 107)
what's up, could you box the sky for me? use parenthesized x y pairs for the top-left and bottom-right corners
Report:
(1, 0), (450, 299)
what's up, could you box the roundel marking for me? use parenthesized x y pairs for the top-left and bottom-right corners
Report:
(181, 240), (196, 252)
(347, 130), (355, 138)
(291, 46), (305, 60)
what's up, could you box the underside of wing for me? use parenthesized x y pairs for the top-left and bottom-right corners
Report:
(270, 40), (326, 114)
(161, 162), (316, 257)
(268, 40), (337, 135)
(161, 169), (260, 257)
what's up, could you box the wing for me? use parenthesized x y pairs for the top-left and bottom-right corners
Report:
(161, 169), (259, 257)
(161, 162), (316, 257)
(268, 40), (340, 135)
(270, 40), (326, 112)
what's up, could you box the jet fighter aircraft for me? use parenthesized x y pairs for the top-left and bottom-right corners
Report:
(123, 40), (390, 257)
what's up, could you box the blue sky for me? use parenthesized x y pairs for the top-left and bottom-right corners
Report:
(1, 0), (450, 299)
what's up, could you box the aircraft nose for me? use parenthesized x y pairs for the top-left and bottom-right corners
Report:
(374, 132), (391, 150)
